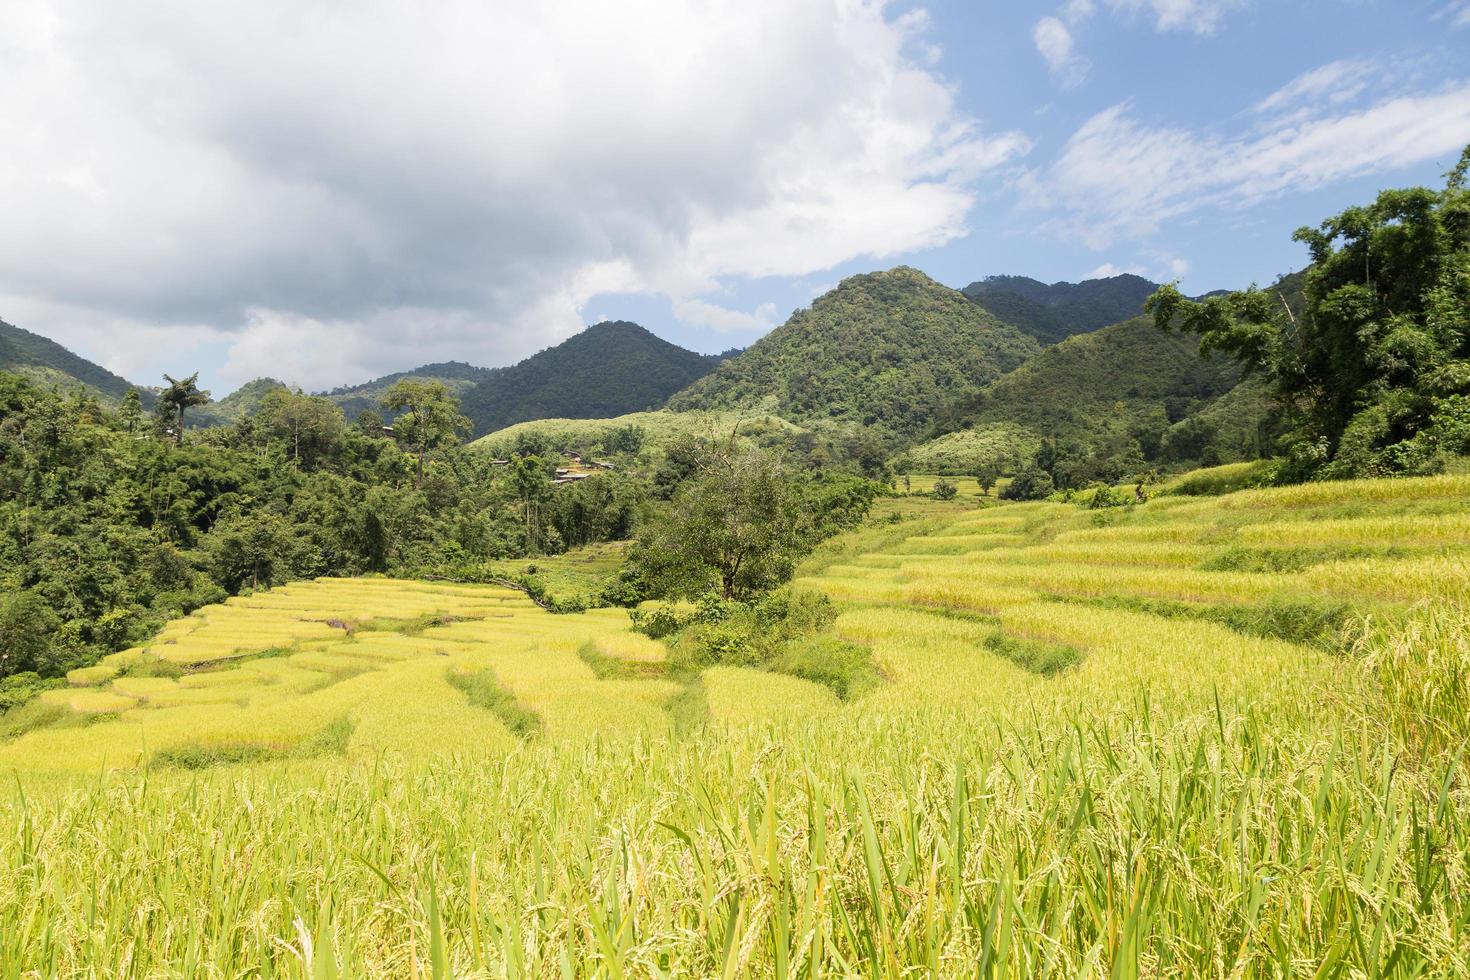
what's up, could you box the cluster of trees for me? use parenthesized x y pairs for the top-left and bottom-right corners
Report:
(0, 374), (654, 682)
(1150, 147), (1470, 481)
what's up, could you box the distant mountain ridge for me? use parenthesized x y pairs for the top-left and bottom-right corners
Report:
(667, 267), (1040, 437)
(961, 273), (1161, 345)
(0, 318), (140, 403)
(456, 321), (726, 435)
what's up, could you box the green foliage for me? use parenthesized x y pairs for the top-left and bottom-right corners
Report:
(931, 478), (957, 500)
(929, 316), (1257, 477)
(961, 272), (1159, 345)
(157, 372), (211, 442)
(669, 267), (1039, 437)
(1148, 150), (1470, 479)
(999, 465), (1054, 501)
(382, 378), (471, 486)
(629, 446), (878, 600)
(458, 321), (722, 435)
(445, 668), (542, 737)
(0, 318), (138, 402)
(0, 591), (61, 677)
(637, 588), (877, 699)
(983, 630), (1083, 676)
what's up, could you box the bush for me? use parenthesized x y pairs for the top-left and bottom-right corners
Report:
(1000, 466), (1054, 501)
(932, 479), (957, 500)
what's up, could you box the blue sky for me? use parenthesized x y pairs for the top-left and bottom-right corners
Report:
(593, 0), (1470, 357)
(3, 0), (1468, 396)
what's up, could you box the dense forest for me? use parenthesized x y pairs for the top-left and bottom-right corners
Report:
(960, 273), (1160, 345)
(667, 267), (1039, 439)
(458, 321), (726, 435)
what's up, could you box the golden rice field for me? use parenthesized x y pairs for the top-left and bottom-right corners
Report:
(3, 474), (1470, 976)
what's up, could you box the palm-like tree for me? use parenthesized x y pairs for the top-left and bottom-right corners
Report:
(159, 373), (211, 443)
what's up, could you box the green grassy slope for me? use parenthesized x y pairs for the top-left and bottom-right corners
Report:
(0, 319), (139, 402)
(920, 315), (1260, 471)
(667, 267), (1040, 438)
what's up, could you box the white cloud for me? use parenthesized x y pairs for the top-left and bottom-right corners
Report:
(1023, 78), (1470, 247)
(1086, 262), (1146, 278)
(1437, 1), (1470, 28)
(1105, 0), (1245, 34)
(1253, 60), (1375, 117)
(670, 299), (779, 334)
(1034, 17), (1090, 87)
(0, 0), (1029, 390)
(1035, 0), (1240, 87)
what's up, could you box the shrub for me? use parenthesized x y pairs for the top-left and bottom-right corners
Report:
(1000, 466), (1054, 501)
(932, 479), (958, 500)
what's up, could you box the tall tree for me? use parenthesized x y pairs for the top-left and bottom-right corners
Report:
(631, 446), (806, 600)
(381, 379), (471, 486)
(157, 373), (211, 443)
(1147, 146), (1470, 479)
(259, 387), (345, 468)
(118, 389), (143, 435)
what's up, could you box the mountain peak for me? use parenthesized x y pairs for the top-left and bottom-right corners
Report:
(668, 270), (1039, 435)
(960, 272), (1162, 346)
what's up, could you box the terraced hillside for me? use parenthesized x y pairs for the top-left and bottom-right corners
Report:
(2, 477), (1468, 975)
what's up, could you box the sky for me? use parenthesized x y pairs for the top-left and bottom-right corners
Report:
(2, 0), (1468, 397)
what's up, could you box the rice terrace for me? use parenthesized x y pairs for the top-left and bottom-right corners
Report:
(4, 1), (1470, 977)
(2, 468), (1468, 974)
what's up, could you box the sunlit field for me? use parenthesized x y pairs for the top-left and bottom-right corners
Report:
(4, 476), (1470, 975)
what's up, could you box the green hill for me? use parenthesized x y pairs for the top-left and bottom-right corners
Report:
(0, 319), (140, 403)
(961, 273), (1160, 345)
(458, 321), (722, 436)
(917, 315), (1266, 473)
(667, 267), (1039, 438)
(321, 362), (492, 420)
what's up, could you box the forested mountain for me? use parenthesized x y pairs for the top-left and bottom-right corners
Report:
(667, 267), (1040, 438)
(961, 273), (1160, 345)
(909, 315), (1273, 478)
(456, 321), (724, 436)
(322, 362), (492, 420)
(0, 318), (141, 403)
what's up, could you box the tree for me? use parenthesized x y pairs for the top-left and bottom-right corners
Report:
(119, 389), (143, 436)
(260, 387), (345, 468)
(1000, 465), (1054, 501)
(381, 379), (471, 486)
(0, 590), (61, 679)
(975, 463), (999, 496)
(510, 455), (553, 554)
(1147, 146), (1470, 479)
(932, 478), (957, 500)
(157, 373), (211, 443)
(205, 512), (297, 592)
(630, 447), (807, 600)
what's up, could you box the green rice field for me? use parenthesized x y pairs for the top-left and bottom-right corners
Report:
(3, 475), (1470, 975)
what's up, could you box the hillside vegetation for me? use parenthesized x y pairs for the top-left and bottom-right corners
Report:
(2, 475), (1468, 974)
(0, 318), (139, 402)
(915, 315), (1264, 475)
(668, 267), (1039, 438)
(961, 272), (1159, 345)
(457, 321), (723, 435)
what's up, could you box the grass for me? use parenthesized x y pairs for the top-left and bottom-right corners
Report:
(1, 476), (1469, 975)
(445, 668), (543, 738)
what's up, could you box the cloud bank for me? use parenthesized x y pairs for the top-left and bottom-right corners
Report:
(0, 0), (1027, 389)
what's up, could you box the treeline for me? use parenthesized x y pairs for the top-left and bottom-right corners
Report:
(0, 373), (882, 684)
